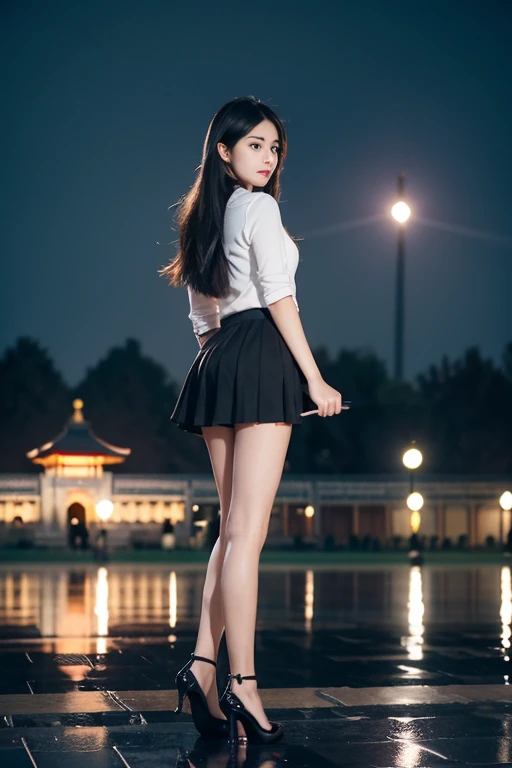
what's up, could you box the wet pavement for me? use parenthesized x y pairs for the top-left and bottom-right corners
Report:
(0, 563), (511, 766)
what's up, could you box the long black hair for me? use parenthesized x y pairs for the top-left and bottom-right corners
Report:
(159, 96), (290, 299)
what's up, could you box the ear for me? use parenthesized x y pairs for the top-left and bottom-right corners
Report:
(217, 141), (230, 163)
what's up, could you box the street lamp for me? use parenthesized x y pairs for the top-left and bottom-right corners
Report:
(391, 173), (411, 380)
(500, 491), (512, 555)
(96, 499), (114, 523)
(403, 442), (423, 492)
(304, 505), (315, 541)
(402, 441), (423, 565)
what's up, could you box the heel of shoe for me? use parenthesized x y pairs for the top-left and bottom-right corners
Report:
(228, 708), (238, 748)
(174, 677), (192, 714)
(174, 687), (186, 714)
(222, 673), (284, 745)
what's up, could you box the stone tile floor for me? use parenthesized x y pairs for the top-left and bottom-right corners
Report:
(0, 564), (511, 765)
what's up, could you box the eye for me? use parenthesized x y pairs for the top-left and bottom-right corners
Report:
(250, 143), (280, 154)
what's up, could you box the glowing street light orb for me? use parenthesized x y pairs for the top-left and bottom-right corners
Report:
(403, 447), (423, 470)
(304, 505), (315, 518)
(96, 499), (114, 522)
(407, 492), (424, 512)
(391, 201), (411, 223)
(500, 491), (512, 511)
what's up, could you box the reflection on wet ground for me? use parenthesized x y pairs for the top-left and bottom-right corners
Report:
(0, 564), (511, 766)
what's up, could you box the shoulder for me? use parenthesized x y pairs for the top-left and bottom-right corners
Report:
(246, 192), (282, 222)
(248, 191), (280, 209)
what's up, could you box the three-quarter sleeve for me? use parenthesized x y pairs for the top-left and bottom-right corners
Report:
(187, 285), (221, 335)
(244, 194), (294, 306)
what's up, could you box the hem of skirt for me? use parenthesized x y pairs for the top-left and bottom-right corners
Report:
(170, 415), (305, 435)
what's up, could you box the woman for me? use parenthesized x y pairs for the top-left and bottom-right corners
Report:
(160, 96), (343, 747)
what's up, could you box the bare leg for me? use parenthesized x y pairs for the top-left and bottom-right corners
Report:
(189, 425), (234, 720)
(221, 421), (293, 730)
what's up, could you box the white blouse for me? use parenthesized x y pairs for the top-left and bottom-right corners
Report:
(187, 186), (300, 335)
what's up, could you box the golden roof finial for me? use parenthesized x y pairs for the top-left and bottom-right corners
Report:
(72, 398), (84, 423)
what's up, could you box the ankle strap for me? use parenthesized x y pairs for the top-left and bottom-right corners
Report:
(191, 653), (217, 668)
(228, 673), (256, 685)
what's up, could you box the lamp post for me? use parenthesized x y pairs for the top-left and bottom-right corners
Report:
(500, 491), (512, 556)
(304, 504), (315, 542)
(402, 442), (423, 565)
(391, 173), (411, 381)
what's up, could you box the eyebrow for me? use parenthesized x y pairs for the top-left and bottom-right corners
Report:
(247, 135), (280, 144)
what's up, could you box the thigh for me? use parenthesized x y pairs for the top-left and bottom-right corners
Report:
(228, 422), (293, 538)
(201, 426), (235, 533)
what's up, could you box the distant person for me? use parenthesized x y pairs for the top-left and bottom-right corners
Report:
(505, 527), (512, 557)
(408, 532), (423, 566)
(69, 517), (89, 550)
(69, 518), (80, 549)
(161, 518), (175, 550)
(76, 520), (89, 550)
(94, 528), (108, 563)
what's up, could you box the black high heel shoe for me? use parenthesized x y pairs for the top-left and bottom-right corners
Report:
(174, 652), (228, 739)
(219, 672), (284, 747)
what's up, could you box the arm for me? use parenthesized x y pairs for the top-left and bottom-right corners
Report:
(247, 195), (321, 383)
(268, 296), (322, 383)
(245, 194), (297, 306)
(267, 296), (343, 418)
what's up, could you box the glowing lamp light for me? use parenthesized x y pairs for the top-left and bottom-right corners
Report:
(500, 491), (512, 511)
(403, 447), (423, 470)
(392, 201), (411, 223)
(96, 499), (114, 522)
(304, 505), (315, 518)
(407, 492), (424, 512)
(410, 510), (422, 533)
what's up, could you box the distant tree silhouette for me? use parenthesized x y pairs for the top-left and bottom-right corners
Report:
(0, 338), (71, 472)
(287, 346), (426, 473)
(288, 343), (512, 474)
(416, 346), (512, 473)
(1, 335), (510, 475)
(74, 338), (209, 473)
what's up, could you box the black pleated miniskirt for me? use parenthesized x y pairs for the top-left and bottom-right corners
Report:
(170, 307), (317, 436)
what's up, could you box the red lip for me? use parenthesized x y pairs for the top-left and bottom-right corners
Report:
(258, 171), (270, 176)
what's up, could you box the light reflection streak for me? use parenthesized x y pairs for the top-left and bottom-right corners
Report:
(401, 566), (424, 660)
(500, 567), (511, 677)
(169, 571), (177, 629)
(305, 569), (314, 632)
(94, 567), (109, 654)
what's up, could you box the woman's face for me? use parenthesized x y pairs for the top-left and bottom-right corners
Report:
(218, 118), (280, 192)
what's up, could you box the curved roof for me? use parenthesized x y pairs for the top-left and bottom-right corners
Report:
(26, 399), (131, 466)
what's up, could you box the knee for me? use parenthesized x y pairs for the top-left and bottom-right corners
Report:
(224, 521), (262, 550)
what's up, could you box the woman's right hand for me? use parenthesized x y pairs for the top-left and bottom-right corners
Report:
(307, 376), (343, 417)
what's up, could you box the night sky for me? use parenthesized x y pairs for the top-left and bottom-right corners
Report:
(3, 0), (511, 388)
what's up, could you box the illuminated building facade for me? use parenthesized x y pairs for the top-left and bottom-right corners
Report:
(0, 400), (510, 549)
